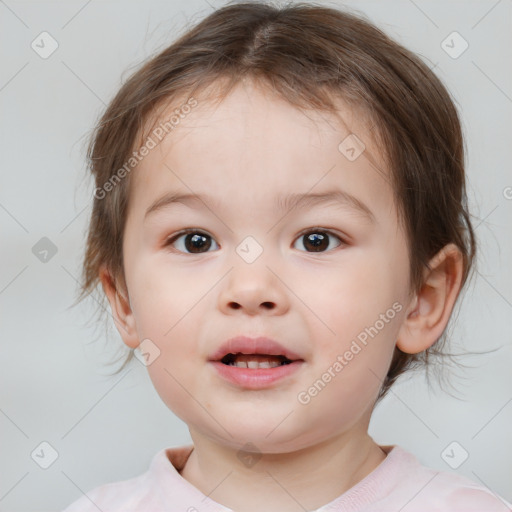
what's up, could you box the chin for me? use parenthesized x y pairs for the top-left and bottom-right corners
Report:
(208, 420), (317, 453)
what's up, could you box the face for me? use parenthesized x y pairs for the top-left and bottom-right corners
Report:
(115, 80), (414, 453)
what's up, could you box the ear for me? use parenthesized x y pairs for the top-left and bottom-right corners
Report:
(396, 243), (464, 354)
(99, 264), (140, 349)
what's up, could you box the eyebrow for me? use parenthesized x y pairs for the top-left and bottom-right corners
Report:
(144, 189), (375, 223)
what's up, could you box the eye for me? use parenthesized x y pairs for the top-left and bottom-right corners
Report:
(165, 229), (219, 254)
(164, 228), (345, 255)
(293, 229), (344, 253)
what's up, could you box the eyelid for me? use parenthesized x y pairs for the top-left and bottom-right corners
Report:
(295, 226), (347, 243)
(164, 228), (211, 246)
(166, 227), (209, 239)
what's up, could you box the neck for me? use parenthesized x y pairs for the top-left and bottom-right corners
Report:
(179, 429), (387, 512)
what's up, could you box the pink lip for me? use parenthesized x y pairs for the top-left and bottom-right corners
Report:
(209, 360), (304, 389)
(208, 336), (305, 390)
(208, 336), (303, 362)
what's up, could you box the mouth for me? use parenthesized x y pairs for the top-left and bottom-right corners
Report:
(209, 335), (304, 364)
(208, 336), (305, 388)
(210, 355), (304, 389)
(220, 353), (295, 368)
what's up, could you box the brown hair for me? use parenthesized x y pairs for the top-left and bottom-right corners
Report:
(76, 1), (478, 403)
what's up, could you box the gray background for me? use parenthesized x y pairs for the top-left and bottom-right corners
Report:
(1, 0), (511, 510)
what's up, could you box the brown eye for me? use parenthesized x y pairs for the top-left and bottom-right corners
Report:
(166, 230), (219, 254)
(293, 230), (343, 253)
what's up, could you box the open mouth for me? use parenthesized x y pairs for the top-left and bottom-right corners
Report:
(220, 353), (294, 369)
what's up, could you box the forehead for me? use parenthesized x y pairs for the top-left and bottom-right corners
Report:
(127, 80), (394, 222)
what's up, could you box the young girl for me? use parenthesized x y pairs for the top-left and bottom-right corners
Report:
(63, 2), (511, 511)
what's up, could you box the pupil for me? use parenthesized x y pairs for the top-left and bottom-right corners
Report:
(186, 233), (211, 253)
(305, 233), (328, 252)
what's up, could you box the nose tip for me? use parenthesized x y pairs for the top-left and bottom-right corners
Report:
(218, 260), (289, 316)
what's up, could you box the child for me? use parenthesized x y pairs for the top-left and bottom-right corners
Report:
(63, 1), (512, 511)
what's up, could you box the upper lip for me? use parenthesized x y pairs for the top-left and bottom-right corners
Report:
(209, 336), (304, 362)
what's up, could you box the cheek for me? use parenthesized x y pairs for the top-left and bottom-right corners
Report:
(297, 315), (400, 431)
(129, 257), (208, 332)
(297, 253), (402, 336)
(145, 357), (198, 427)
(297, 251), (405, 387)
(127, 268), (207, 400)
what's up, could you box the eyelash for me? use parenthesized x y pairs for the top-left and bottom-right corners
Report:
(164, 227), (346, 254)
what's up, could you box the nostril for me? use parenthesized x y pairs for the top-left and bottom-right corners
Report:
(227, 302), (275, 310)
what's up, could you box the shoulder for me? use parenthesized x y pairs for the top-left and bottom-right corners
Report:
(61, 472), (149, 512)
(387, 446), (512, 512)
(427, 470), (511, 511)
(441, 483), (512, 511)
(427, 471), (512, 512)
(60, 446), (181, 512)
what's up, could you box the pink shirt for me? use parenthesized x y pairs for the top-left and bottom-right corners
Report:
(62, 444), (512, 511)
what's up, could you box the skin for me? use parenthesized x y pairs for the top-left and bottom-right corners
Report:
(100, 78), (464, 512)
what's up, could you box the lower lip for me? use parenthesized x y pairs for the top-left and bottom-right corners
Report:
(209, 361), (304, 389)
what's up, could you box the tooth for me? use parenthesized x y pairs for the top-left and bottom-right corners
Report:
(228, 357), (286, 369)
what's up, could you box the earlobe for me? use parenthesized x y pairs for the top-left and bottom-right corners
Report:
(99, 265), (140, 349)
(396, 244), (464, 355)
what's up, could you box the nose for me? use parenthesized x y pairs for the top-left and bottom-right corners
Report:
(218, 259), (290, 316)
